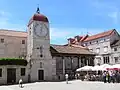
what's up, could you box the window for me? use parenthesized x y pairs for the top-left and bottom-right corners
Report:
(114, 48), (117, 51)
(21, 68), (25, 76)
(40, 62), (43, 68)
(96, 41), (98, 43)
(103, 56), (110, 64)
(0, 69), (2, 77)
(90, 42), (91, 44)
(114, 57), (118, 63)
(84, 43), (87, 46)
(1, 38), (4, 43)
(29, 31), (31, 35)
(104, 46), (108, 52)
(100, 39), (104, 42)
(89, 49), (93, 52)
(96, 48), (100, 53)
(96, 57), (101, 64)
(22, 40), (25, 44)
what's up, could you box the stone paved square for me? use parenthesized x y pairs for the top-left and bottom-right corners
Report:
(0, 80), (120, 90)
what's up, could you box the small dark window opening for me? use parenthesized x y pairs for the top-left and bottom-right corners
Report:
(21, 68), (25, 76)
(29, 31), (31, 35)
(85, 43), (87, 46)
(1, 38), (4, 43)
(0, 69), (2, 77)
(40, 54), (43, 57)
(114, 48), (117, 51)
(37, 47), (39, 49)
(22, 40), (25, 44)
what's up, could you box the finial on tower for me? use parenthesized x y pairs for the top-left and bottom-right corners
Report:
(36, 4), (40, 14)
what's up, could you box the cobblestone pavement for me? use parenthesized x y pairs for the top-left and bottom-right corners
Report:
(0, 80), (120, 90)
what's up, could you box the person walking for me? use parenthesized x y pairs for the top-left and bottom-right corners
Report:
(116, 71), (120, 83)
(102, 71), (106, 83)
(111, 71), (115, 83)
(19, 79), (23, 88)
(109, 70), (112, 83)
(65, 74), (69, 84)
(106, 71), (110, 83)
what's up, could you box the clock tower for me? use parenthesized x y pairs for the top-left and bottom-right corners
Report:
(27, 7), (56, 82)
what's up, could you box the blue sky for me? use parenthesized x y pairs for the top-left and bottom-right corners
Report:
(0, 0), (120, 44)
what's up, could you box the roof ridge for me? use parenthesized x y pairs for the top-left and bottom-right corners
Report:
(89, 29), (115, 37)
(83, 29), (115, 41)
(0, 29), (27, 33)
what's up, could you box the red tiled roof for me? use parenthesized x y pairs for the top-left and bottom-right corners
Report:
(51, 44), (94, 55)
(83, 29), (115, 42)
(0, 29), (27, 37)
(80, 35), (89, 41)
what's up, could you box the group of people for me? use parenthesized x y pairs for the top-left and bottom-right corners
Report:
(102, 70), (120, 83)
(75, 70), (120, 83)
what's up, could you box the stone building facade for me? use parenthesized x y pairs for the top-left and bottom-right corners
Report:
(68, 29), (120, 65)
(111, 40), (120, 64)
(50, 45), (94, 80)
(0, 8), (94, 84)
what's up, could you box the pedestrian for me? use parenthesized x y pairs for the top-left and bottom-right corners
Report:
(75, 74), (77, 80)
(111, 71), (115, 83)
(77, 73), (80, 79)
(65, 74), (68, 84)
(116, 71), (120, 83)
(108, 70), (112, 83)
(19, 78), (23, 88)
(102, 71), (106, 83)
(106, 71), (110, 83)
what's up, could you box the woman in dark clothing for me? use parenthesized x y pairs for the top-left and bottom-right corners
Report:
(111, 72), (115, 83)
(102, 71), (106, 83)
(116, 71), (120, 83)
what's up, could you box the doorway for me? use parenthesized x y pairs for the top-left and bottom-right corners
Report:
(7, 68), (16, 84)
(38, 70), (44, 80)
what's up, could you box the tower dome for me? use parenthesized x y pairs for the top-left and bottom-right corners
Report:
(28, 7), (48, 26)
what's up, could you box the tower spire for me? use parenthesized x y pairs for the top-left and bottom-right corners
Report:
(36, 4), (40, 14)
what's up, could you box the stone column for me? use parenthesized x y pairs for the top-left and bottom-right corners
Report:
(62, 57), (65, 74)
(79, 56), (81, 67)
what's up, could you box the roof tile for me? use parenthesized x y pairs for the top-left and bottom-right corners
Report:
(0, 29), (27, 37)
(83, 29), (115, 42)
(51, 44), (94, 55)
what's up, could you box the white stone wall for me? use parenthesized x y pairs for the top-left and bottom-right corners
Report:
(0, 65), (28, 84)
(0, 35), (27, 58)
(82, 34), (120, 65)
(111, 45), (120, 64)
(27, 20), (56, 81)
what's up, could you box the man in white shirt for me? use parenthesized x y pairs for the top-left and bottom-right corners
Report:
(65, 74), (68, 84)
(19, 79), (23, 88)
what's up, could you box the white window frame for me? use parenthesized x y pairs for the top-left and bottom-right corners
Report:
(96, 48), (100, 53)
(104, 46), (108, 52)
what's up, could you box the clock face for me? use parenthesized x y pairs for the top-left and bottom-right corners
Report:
(34, 22), (48, 37)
